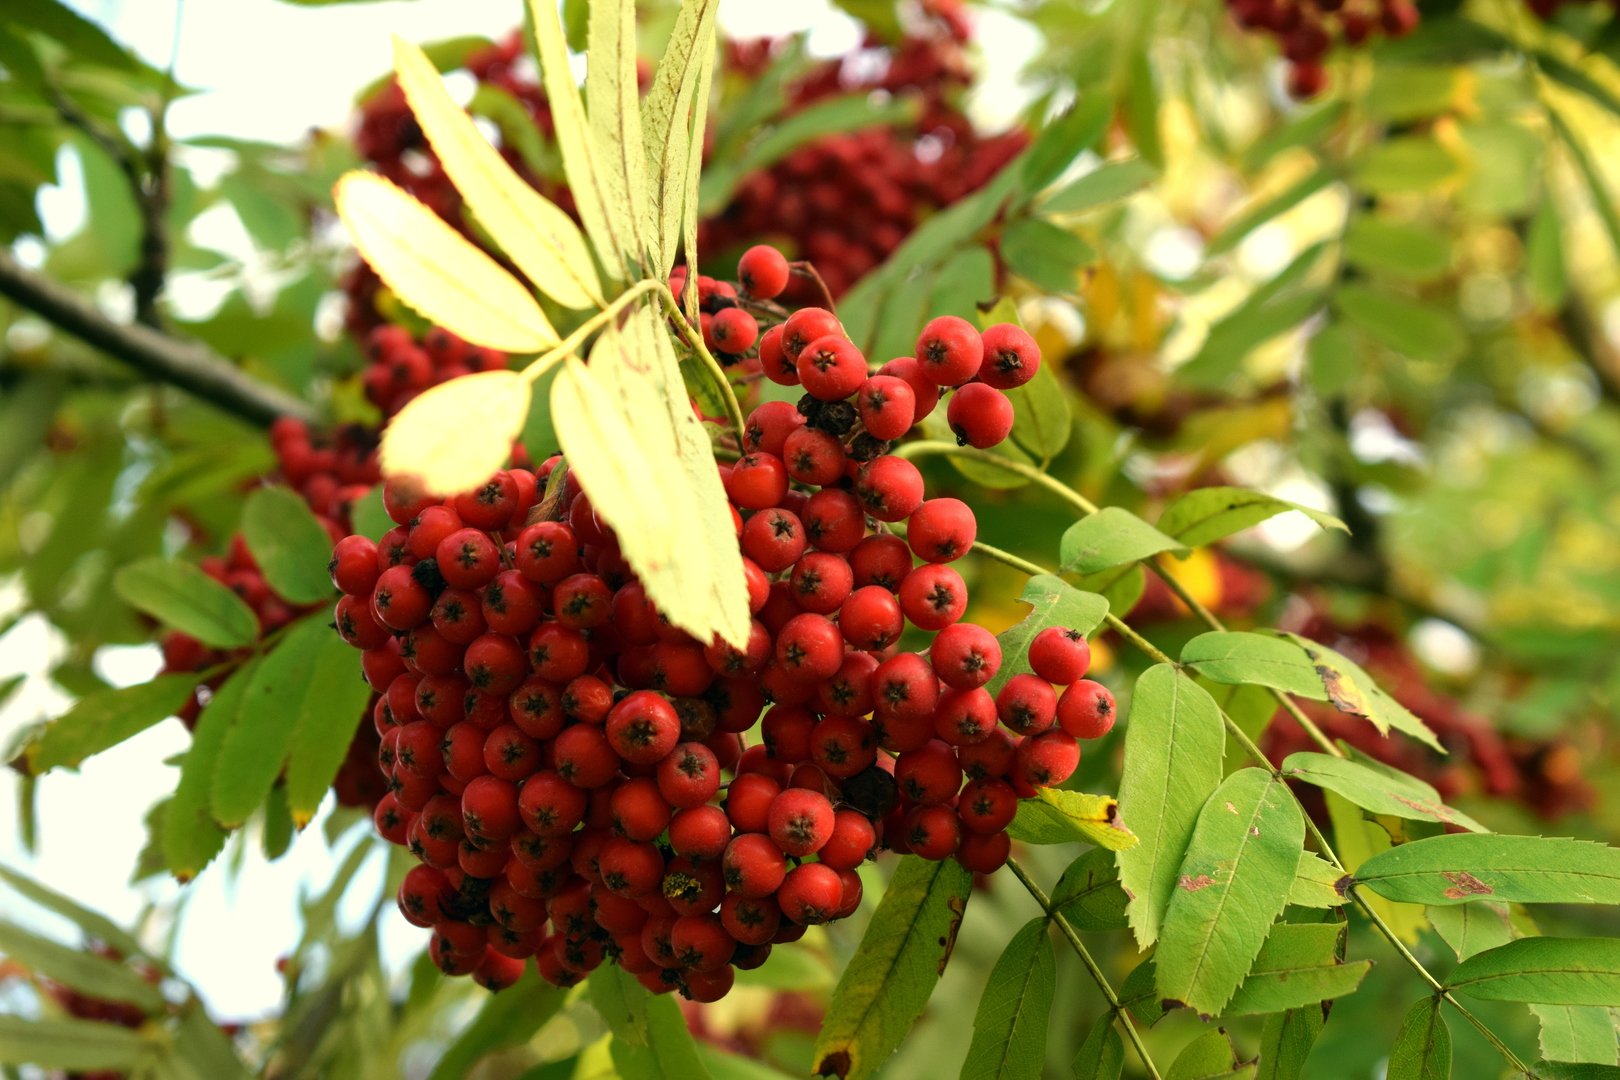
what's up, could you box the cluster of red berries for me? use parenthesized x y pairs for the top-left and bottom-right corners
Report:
(1224, 0), (1420, 97)
(705, 15), (1027, 298)
(27, 945), (159, 1080)
(328, 245), (1118, 1000)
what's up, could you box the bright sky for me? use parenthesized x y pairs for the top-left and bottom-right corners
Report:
(0, 0), (1040, 1023)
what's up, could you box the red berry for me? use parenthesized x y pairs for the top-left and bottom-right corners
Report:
(915, 316), (984, 387)
(898, 564), (967, 630)
(877, 356), (941, 420)
(947, 383), (1015, 449)
(657, 743), (722, 808)
(774, 613), (844, 680)
(797, 335), (868, 401)
(977, 323), (1042, 389)
(854, 456), (924, 522)
(738, 244), (790, 300)
(956, 830), (1011, 874)
(907, 498), (976, 563)
(1015, 730), (1081, 788)
(710, 307), (759, 354)
(839, 585), (904, 651)
(929, 622), (1001, 690)
(767, 788), (835, 856)
(1029, 626), (1092, 685)
(904, 804), (961, 860)
(605, 691), (681, 765)
(1057, 679), (1117, 739)
(996, 674), (1057, 735)
(780, 308), (842, 366)
(855, 375), (917, 441)
(726, 453), (789, 510)
(777, 862), (843, 924)
(437, 528), (502, 590)
(330, 535), (380, 595)
(722, 833), (788, 898)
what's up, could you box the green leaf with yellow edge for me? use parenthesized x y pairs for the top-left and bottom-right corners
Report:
(1155, 768), (1304, 1018)
(1116, 664), (1226, 948)
(30, 672), (202, 772)
(114, 557), (259, 648)
(1223, 922), (1370, 1016)
(1156, 486), (1346, 549)
(0, 1016), (148, 1072)
(379, 369), (534, 496)
(283, 631), (376, 826)
(391, 36), (602, 310)
(1072, 1016), (1124, 1080)
(640, 0), (717, 272)
(240, 486), (336, 605)
(812, 856), (972, 1080)
(1165, 1029), (1255, 1079)
(1282, 750), (1485, 832)
(527, 0), (632, 282)
(1274, 632), (1443, 751)
(1387, 997), (1450, 1080)
(210, 616), (337, 828)
(983, 576), (1109, 698)
(1446, 938), (1620, 1006)
(1008, 788), (1136, 851)
(1324, 791), (1427, 944)
(1042, 158), (1157, 216)
(0, 921), (164, 1014)
(165, 658), (258, 880)
(1059, 507), (1188, 575)
(332, 171), (557, 351)
(960, 918), (1056, 1080)
(1352, 835), (1620, 907)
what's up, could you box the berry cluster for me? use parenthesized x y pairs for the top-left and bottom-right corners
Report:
(705, 15), (1027, 298)
(331, 246), (1117, 999)
(1223, 0), (1419, 97)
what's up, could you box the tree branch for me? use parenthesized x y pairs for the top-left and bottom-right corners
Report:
(0, 248), (316, 427)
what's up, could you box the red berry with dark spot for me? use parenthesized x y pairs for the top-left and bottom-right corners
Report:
(1057, 679), (1117, 739)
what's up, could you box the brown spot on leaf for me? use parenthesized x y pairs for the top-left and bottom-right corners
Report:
(1225, 801), (1238, 814)
(815, 1051), (851, 1078)
(1333, 874), (1356, 897)
(1441, 871), (1493, 899)
(1249, 826), (1260, 837)
(1179, 873), (1216, 892)
(1393, 792), (1454, 823)
(1161, 998), (1186, 1012)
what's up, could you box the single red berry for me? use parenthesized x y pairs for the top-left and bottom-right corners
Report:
(670, 805), (731, 861)
(782, 426), (846, 487)
(710, 307), (759, 354)
(330, 535), (380, 595)
(738, 244), (791, 299)
(796, 335), (868, 401)
(552, 724), (620, 788)
(780, 308), (842, 366)
(777, 862), (843, 924)
(1015, 730), (1081, 788)
(895, 740), (964, 804)
(598, 838), (665, 897)
(810, 714), (879, 779)
(437, 528), (502, 590)
(958, 778), (1018, 834)
(463, 633), (526, 694)
(876, 356), (941, 420)
(518, 770), (587, 836)
(817, 651), (878, 718)
(453, 472), (519, 531)
(904, 804), (962, 861)
(929, 622), (1002, 690)
(610, 777), (674, 842)
(514, 521), (581, 586)
(726, 452), (789, 510)
(657, 743), (722, 809)
(553, 573), (612, 630)
(839, 585), (904, 651)
(722, 833), (788, 898)
(947, 383), (1015, 449)
(802, 489), (866, 552)
(605, 690), (681, 765)
(907, 498), (976, 563)
(481, 571), (543, 636)
(897, 564), (967, 631)
(741, 508), (807, 573)
(774, 613), (844, 680)
(855, 375), (917, 441)
(854, 456), (924, 523)
(1057, 679), (1117, 739)
(527, 623), (591, 683)
(849, 534), (912, 591)
(977, 323), (1042, 389)
(744, 400), (806, 456)
(956, 830), (1012, 874)
(460, 775), (520, 842)
(720, 891), (781, 946)
(872, 652), (941, 723)
(995, 673), (1057, 735)
(758, 324), (796, 384)
(790, 551), (855, 614)
(725, 772), (782, 834)
(767, 788), (835, 857)
(1028, 626), (1092, 684)
(372, 564), (432, 631)
(482, 723), (539, 781)
(933, 686), (999, 745)
(915, 316), (984, 387)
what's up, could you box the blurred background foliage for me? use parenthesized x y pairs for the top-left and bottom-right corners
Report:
(0, 0), (1618, 1076)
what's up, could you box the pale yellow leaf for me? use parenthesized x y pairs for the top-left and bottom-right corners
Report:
(586, 0), (650, 273)
(527, 0), (632, 281)
(391, 37), (603, 311)
(380, 370), (532, 495)
(640, 0), (717, 274)
(333, 171), (557, 352)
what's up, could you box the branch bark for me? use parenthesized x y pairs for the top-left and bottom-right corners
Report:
(0, 248), (316, 427)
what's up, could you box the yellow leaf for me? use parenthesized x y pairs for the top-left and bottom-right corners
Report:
(380, 370), (533, 495)
(585, 0), (651, 271)
(391, 37), (603, 311)
(552, 305), (749, 647)
(332, 171), (556, 352)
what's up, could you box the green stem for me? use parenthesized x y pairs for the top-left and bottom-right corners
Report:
(659, 287), (749, 447)
(521, 278), (664, 382)
(1006, 857), (1164, 1080)
(968, 539), (1527, 1072)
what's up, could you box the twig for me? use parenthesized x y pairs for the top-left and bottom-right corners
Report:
(1006, 857), (1164, 1080)
(0, 248), (315, 427)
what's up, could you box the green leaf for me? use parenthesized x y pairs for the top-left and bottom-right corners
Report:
(1526, 196), (1568, 313)
(1343, 217), (1451, 283)
(639, 0), (717, 272)
(165, 659), (259, 880)
(1352, 835), (1620, 907)
(240, 486), (336, 605)
(1243, 101), (1346, 172)
(113, 557), (259, 648)
(1156, 487), (1346, 549)
(1042, 158), (1158, 215)
(1427, 901), (1516, 961)
(0, 921), (164, 1013)
(812, 856), (973, 1080)
(1155, 768), (1305, 1017)
(1071, 1016), (1124, 1080)
(1334, 285), (1465, 364)
(1223, 922), (1370, 1016)
(1365, 65), (1458, 122)
(1001, 217), (1096, 294)
(1005, 354), (1073, 463)
(283, 631), (376, 826)
(350, 485), (392, 541)
(1546, 105), (1620, 266)
(1352, 137), (1458, 195)
(1051, 848), (1129, 932)
(1325, 792), (1428, 946)
(960, 918), (1056, 1080)
(1532, 1063), (1620, 1080)
(1281, 751), (1486, 833)
(983, 576), (1109, 698)
(210, 617), (337, 828)
(1208, 166), (1335, 257)
(1008, 788), (1136, 851)
(1165, 1028), (1254, 1079)
(1534, 1003), (1620, 1067)
(1273, 633), (1442, 751)
(1116, 664), (1226, 948)
(1059, 507), (1188, 575)
(588, 965), (712, 1080)
(1019, 96), (1112, 198)
(0, 866), (149, 962)
(1447, 938), (1620, 1005)
(1176, 289), (1327, 391)
(1256, 1007), (1324, 1080)
(929, 245), (998, 322)
(1181, 631), (1328, 701)
(1387, 997), (1451, 1080)
(262, 784), (294, 860)
(31, 673), (202, 772)
(0, 1015), (149, 1071)
(1287, 851), (1347, 909)
(0, 0), (138, 71)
